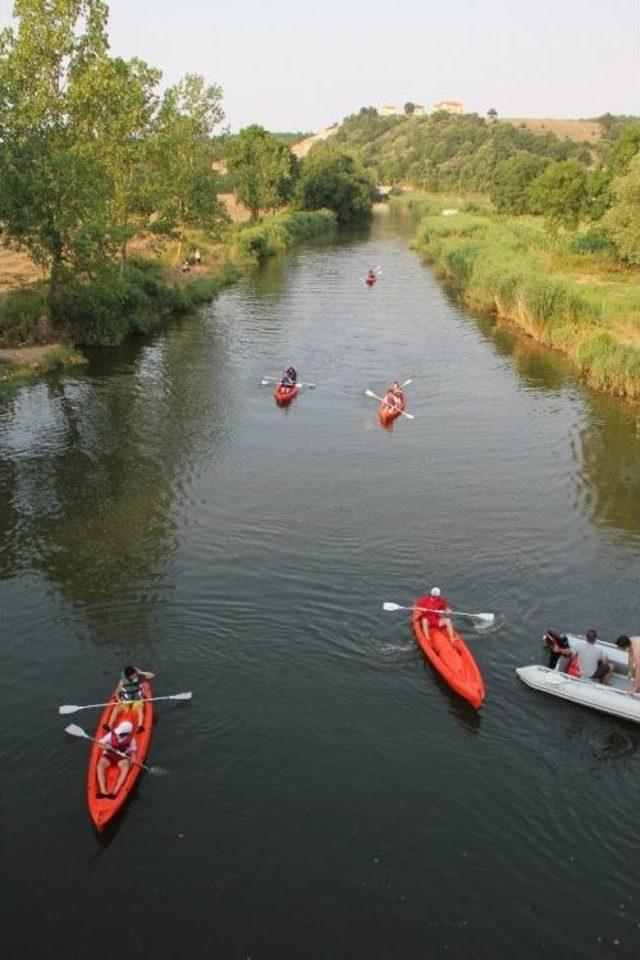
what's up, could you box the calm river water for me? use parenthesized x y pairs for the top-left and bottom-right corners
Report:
(2, 211), (639, 959)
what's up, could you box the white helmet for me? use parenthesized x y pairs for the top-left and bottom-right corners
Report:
(115, 720), (133, 736)
(430, 587), (442, 597)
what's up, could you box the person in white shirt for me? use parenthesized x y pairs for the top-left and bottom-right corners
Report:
(552, 629), (613, 684)
(96, 720), (138, 799)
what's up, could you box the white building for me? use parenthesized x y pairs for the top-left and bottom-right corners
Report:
(379, 105), (397, 116)
(433, 100), (463, 115)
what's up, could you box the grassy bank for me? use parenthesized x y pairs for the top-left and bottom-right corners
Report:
(0, 343), (87, 389)
(0, 209), (336, 375)
(396, 196), (640, 399)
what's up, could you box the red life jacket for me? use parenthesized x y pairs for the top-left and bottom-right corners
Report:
(104, 731), (133, 763)
(567, 654), (581, 677)
(417, 596), (448, 627)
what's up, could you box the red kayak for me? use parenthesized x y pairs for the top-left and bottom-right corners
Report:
(412, 606), (485, 708)
(378, 395), (405, 426)
(365, 276), (377, 286)
(274, 382), (300, 405)
(86, 681), (154, 832)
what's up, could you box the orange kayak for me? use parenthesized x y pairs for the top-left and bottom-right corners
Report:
(274, 382), (300, 405)
(412, 607), (485, 708)
(86, 681), (154, 832)
(378, 396), (405, 426)
(365, 276), (377, 286)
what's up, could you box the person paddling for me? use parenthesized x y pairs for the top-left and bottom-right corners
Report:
(96, 720), (138, 799)
(615, 635), (640, 694)
(391, 380), (405, 405)
(415, 587), (455, 643)
(280, 366), (297, 393)
(105, 665), (155, 734)
(367, 269), (376, 281)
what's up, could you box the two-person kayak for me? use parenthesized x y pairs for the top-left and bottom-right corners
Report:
(86, 680), (154, 832)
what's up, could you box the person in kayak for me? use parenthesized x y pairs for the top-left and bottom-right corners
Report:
(96, 720), (138, 799)
(415, 587), (455, 643)
(279, 366), (297, 393)
(367, 269), (376, 281)
(105, 665), (155, 733)
(615, 635), (640, 694)
(391, 381), (405, 405)
(382, 384), (401, 411)
(550, 629), (613, 684)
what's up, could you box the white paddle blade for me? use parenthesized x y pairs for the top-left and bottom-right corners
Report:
(65, 723), (88, 738)
(402, 379), (412, 387)
(475, 613), (495, 624)
(403, 412), (415, 420)
(383, 602), (403, 612)
(365, 389), (377, 399)
(171, 691), (192, 701)
(59, 704), (81, 715)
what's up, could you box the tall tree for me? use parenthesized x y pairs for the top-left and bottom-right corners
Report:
(226, 125), (297, 220)
(149, 73), (226, 261)
(0, 0), (113, 301)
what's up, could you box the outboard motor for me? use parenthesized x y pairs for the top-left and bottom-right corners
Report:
(544, 628), (570, 670)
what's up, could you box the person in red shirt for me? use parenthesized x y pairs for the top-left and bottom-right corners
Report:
(415, 587), (455, 642)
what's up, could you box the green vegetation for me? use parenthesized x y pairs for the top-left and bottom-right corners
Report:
(0, 1), (339, 357)
(335, 107), (591, 191)
(403, 201), (640, 398)
(226, 125), (297, 220)
(232, 209), (336, 263)
(294, 144), (375, 222)
(0, 344), (87, 390)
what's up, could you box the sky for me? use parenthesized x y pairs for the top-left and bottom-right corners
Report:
(1, 0), (639, 131)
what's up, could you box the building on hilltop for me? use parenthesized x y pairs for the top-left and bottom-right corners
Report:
(380, 105), (397, 116)
(434, 100), (463, 115)
(413, 105), (426, 116)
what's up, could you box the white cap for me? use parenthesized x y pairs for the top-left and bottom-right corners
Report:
(430, 587), (441, 597)
(115, 720), (133, 735)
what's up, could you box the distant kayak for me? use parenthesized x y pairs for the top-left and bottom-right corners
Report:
(412, 606), (485, 708)
(87, 680), (154, 832)
(378, 396), (405, 426)
(274, 382), (300, 405)
(365, 276), (377, 286)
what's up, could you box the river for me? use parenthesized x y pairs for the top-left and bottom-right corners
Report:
(1, 211), (639, 959)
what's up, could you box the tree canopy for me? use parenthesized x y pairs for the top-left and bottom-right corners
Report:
(226, 125), (297, 220)
(295, 144), (374, 222)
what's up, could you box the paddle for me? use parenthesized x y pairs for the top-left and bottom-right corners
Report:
(58, 691), (193, 715)
(64, 723), (161, 774)
(365, 389), (414, 420)
(383, 601), (495, 625)
(261, 377), (316, 388)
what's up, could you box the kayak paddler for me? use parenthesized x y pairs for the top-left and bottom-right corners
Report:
(96, 720), (137, 799)
(415, 587), (455, 643)
(279, 366), (297, 393)
(382, 384), (401, 411)
(105, 665), (155, 734)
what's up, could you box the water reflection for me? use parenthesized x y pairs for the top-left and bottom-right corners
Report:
(0, 314), (231, 636)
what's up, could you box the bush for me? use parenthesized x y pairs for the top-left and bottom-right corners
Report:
(0, 286), (47, 346)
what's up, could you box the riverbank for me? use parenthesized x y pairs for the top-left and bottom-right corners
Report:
(394, 194), (640, 400)
(0, 209), (336, 385)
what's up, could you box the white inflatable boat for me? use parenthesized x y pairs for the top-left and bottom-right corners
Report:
(517, 634), (640, 724)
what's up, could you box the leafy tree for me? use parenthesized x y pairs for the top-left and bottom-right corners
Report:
(606, 122), (640, 174)
(491, 155), (548, 213)
(602, 154), (640, 264)
(487, 108), (498, 121)
(295, 144), (374, 222)
(0, 0), (114, 300)
(404, 102), (415, 116)
(226, 125), (297, 220)
(149, 74), (226, 260)
(528, 159), (589, 229)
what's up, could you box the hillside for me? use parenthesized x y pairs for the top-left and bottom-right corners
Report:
(501, 118), (602, 142)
